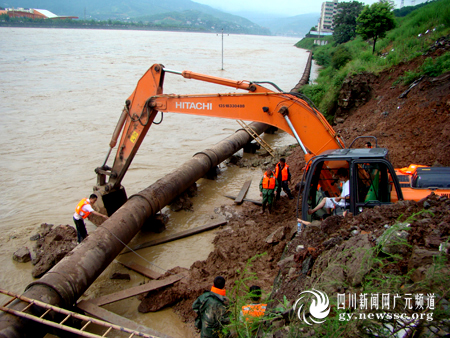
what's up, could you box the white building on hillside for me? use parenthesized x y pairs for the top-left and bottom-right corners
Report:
(318, 0), (339, 33)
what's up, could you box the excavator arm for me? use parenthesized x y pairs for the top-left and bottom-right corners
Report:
(95, 64), (344, 214)
(149, 92), (342, 153)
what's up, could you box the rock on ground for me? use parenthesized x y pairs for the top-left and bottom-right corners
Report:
(12, 247), (31, 263)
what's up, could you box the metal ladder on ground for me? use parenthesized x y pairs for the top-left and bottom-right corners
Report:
(0, 288), (158, 338)
(236, 120), (275, 157)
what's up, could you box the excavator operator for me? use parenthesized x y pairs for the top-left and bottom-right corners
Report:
(307, 168), (349, 216)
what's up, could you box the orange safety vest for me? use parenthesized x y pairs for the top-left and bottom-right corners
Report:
(242, 303), (267, 319)
(275, 163), (289, 181)
(75, 198), (91, 219)
(262, 173), (276, 189)
(211, 286), (226, 297)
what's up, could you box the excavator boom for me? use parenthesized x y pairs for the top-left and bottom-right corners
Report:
(95, 63), (450, 219)
(149, 92), (343, 153)
(95, 64), (345, 214)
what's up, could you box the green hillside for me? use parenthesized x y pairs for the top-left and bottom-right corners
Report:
(0, 0), (218, 19)
(136, 10), (270, 35)
(295, 0), (450, 119)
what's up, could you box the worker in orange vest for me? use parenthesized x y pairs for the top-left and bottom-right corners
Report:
(275, 158), (294, 200)
(73, 194), (108, 243)
(259, 167), (278, 214)
(241, 285), (267, 321)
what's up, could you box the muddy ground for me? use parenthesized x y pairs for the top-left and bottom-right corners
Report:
(333, 39), (450, 167)
(138, 41), (450, 336)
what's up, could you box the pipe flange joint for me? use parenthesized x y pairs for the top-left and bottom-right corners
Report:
(129, 192), (155, 212)
(26, 274), (76, 307)
(193, 149), (220, 167)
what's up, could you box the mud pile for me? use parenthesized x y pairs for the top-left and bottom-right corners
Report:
(333, 44), (450, 168)
(32, 224), (77, 278)
(12, 223), (78, 278)
(138, 201), (298, 320)
(273, 194), (450, 303)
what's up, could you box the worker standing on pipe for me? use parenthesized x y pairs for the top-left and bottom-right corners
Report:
(73, 194), (108, 243)
(259, 167), (278, 214)
(275, 158), (294, 200)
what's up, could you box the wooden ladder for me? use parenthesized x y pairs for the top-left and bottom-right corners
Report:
(0, 288), (159, 338)
(236, 120), (275, 157)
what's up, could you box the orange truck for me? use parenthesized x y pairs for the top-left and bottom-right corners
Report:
(95, 64), (450, 221)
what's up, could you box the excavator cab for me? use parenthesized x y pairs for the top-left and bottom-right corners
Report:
(301, 148), (404, 221)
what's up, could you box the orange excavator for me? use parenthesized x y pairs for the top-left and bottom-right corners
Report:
(95, 64), (450, 221)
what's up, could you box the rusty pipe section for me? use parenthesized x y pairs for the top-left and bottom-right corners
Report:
(291, 51), (312, 92)
(0, 122), (270, 338)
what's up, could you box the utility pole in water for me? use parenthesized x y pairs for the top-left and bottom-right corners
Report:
(217, 28), (227, 70)
(221, 28), (224, 70)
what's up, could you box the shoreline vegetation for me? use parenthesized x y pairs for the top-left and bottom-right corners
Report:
(292, 0), (450, 122)
(0, 14), (271, 35)
(0, 20), (209, 33)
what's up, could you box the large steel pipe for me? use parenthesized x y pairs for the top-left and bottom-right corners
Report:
(0, 122), (270, 338)
(291, 51), (312, 92)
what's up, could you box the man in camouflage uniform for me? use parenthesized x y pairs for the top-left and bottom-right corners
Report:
(259, 167), (278, 214)
(192, 276), (230, 338)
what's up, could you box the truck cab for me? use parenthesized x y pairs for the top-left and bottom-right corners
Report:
(301, 148), (404, 221)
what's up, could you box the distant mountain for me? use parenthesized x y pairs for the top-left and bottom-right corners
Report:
(136, 10), (270, 35)
(0, 0), (270, 34)
(0, 0), (210, 19)
(233, 11), (320, 37)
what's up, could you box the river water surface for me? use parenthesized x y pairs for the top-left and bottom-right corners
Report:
(0, 27), (313, 337)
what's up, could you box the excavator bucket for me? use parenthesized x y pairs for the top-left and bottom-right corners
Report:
(101, 187), (128, 216)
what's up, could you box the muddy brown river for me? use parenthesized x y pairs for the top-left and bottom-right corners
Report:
(0, 27), (315, 337)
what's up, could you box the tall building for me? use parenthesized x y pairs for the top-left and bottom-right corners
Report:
(318, 0), (339, 33)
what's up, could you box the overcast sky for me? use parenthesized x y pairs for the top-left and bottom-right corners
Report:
(192, 0), (424, 16)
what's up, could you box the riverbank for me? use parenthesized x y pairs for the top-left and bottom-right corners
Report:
(0, 21), (208, 33)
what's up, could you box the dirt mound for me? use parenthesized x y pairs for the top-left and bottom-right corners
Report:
(273, 194), (450, 302)
(31, 224), (77, 278)
(333, 49), (450, 167)
(143, 193), (450, 335)
(138, 201), (298, 321)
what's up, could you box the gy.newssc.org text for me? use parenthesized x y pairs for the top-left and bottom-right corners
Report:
(337, 292), (435, 322)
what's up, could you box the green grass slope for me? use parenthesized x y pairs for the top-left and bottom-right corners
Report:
(295, 0), (450, 119)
